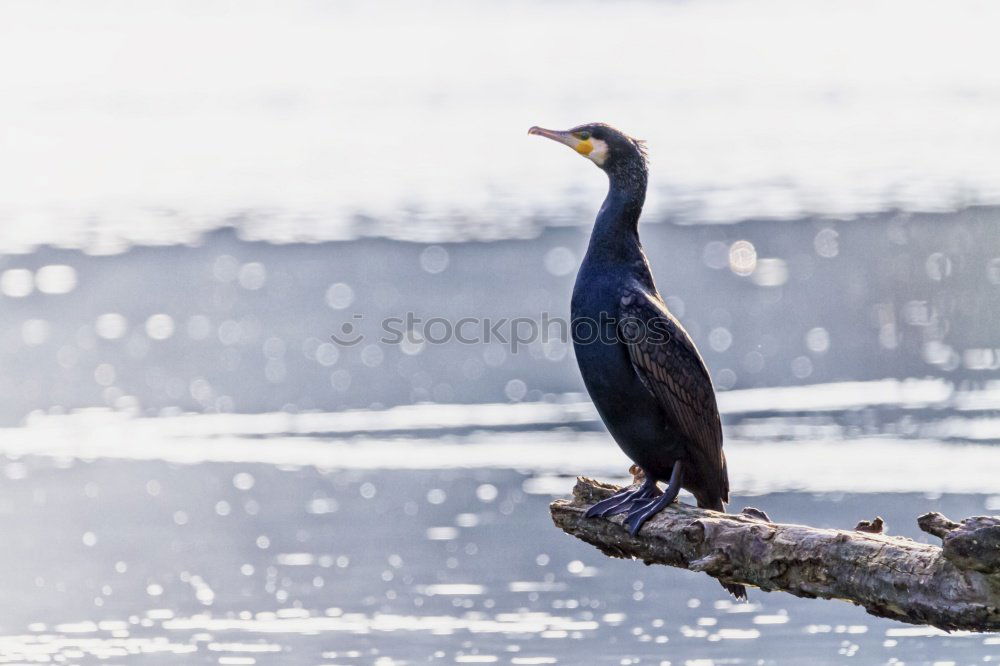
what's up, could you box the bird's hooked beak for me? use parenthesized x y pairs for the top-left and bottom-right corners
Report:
(528, 126), (594, 156)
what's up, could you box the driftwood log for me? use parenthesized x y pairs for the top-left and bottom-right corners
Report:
(550, 477), (1000, 632)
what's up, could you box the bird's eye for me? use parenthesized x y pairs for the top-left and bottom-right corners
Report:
(576, 131), (591, 141)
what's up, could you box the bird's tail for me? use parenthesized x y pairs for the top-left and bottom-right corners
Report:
(721, 582), (748, 601)
(698, 495), (748, 602)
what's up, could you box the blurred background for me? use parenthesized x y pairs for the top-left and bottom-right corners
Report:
(1, 1), (999, 664)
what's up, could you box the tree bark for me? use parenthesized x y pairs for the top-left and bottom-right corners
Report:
(550, 477), (1000, 632)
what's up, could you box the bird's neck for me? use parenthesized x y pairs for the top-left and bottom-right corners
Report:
(585, 164), (648, 265)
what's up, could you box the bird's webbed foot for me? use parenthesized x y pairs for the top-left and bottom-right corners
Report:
(584, 475), (658, 519)
(624, 460), (684, 537)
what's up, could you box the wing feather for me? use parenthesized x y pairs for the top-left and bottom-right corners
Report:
(619, 283), (729, 503)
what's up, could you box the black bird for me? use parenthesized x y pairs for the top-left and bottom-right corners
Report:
(529, 123), (745, 600)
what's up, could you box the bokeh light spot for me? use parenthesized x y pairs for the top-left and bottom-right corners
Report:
(728, 241), (757, 276)
(543, 246), (576, 276)
(325, 283), (354, 310)
(420, 245), (450, 274)
(145, 314), (175, 340)
(35, 265), (77, 294)
(95, 313), (128, 340)
(0, 269), (34, 298)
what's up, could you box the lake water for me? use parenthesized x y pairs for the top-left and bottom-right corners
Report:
(2, 387), (1000, 664)
(4, 0), (1000, 252)
(2, 1), (1000, 663)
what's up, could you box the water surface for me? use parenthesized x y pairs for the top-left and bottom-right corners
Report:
(0, 455), (998, 665)
(4, 0), (1000, 251)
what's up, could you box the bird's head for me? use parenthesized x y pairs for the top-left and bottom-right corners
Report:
(528, 122), (647, 175)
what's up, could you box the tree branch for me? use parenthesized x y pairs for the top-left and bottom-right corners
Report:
(550, 477), (1000, 632)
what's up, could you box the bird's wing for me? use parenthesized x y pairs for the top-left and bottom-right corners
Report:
(618, 282), (728, 503)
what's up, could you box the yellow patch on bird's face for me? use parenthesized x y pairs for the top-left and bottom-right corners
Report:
(575, 140), (593, 155)
(586, 138), (609, 166)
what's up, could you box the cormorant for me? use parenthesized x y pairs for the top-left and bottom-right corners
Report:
(529, 123), (745, 600)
